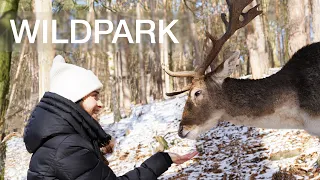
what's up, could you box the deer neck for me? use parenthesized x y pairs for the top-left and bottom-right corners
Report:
(218, 77), (304, 129)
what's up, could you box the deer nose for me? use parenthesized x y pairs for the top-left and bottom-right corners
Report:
(178, 125), (185, 138)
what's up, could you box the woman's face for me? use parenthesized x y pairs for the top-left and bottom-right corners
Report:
(80, 91), (103, 120)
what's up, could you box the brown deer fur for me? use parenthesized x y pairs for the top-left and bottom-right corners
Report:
(179, 42), (320, 139)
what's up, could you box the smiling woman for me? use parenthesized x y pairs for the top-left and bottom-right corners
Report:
(78, 91), (103, 120)
(23, 55), (198, 180)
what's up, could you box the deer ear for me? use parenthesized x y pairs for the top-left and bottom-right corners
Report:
(212, 51), (240, 80)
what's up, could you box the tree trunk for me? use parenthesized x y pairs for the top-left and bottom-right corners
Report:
(311, 0), (320, 42)
(304, 0), (311, 44)
(245, 0), (269, 79)
(162, 0), (170, 99)
(275, 0), (284, 66)
(137, 3), (147, 104)
(260, 0), (276, 68)
(150, 1), (163, 100)
(6, 37), (27, 120)
(117, 46), (123, 109)
(87, 0), (96, 73)
(0, 0), (20, 176)
(188, 11), (201, 69)
(121, 39), (131, 115)
(35, 0), (54, 99)
(107, 11), (120, 122)
(287, 0), (307, 56)
(109, 67), (121, 122)
(109, 48), (121, 122)
(5, 37), (28, 134)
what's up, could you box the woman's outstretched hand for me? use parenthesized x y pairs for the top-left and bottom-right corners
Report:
(168, 151), (198, 165)
(101, 138), (116, 155)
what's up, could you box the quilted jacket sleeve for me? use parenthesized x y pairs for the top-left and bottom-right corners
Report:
(54, 135), (172, 180)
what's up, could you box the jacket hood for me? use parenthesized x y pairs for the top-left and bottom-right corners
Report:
(24, 92), (111, 153)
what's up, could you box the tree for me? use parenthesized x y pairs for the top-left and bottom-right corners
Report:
(162, 0), (170, 98)
(245, 0), (269, 79)
(109, 43), (121, 122)
(150, 0), (163, 100)
(120, 38), (132, 115)
(0, 0), (20, 177)
(34, 0), (54, 99)
(311, 0), (320, 42)
(259, 0), (279, 68)
(103, 9), (121, 122)
(287, 0), (307, 56)
(137, 3), (147, 104)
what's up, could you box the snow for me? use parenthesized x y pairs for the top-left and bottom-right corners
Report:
(4, 138), (30, 180)
(4, 94), (320, 179)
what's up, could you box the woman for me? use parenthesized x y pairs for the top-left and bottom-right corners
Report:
(24, 55), (197, 180)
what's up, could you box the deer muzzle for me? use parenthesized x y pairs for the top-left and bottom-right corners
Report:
(178, 124), (192, 138)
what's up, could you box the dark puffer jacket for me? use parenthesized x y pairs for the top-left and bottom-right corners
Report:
(24, 92), (172, 180)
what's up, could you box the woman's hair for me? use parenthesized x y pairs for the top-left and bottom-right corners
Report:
(75, 99), (82, 104)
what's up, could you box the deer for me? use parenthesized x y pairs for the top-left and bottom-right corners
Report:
(164, 0), (320, 140)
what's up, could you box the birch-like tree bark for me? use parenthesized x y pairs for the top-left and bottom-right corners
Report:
(35, 0), (54, 99)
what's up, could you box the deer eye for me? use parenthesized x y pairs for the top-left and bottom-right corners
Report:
(194, 90), (202, 97)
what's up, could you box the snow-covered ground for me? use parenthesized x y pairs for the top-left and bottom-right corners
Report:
(4, 95), (320, 179)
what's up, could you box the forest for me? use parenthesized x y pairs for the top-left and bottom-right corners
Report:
(0, 0), (319, 177)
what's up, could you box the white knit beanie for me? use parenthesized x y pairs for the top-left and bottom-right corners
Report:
(49, 55), (103, 102)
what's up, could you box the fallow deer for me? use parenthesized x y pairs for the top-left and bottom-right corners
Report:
(164, 0), (320, 140)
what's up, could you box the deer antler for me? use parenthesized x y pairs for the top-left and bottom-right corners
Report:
(164, 0), (262, 96)
(165, 83), (192, 96)
(196, 0), (262, 75)
(162, 65), (196, 77)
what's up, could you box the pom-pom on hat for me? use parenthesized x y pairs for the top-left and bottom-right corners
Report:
(49, 55), (103, 102)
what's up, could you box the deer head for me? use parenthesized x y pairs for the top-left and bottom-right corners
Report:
(164, 0), (262, 139)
